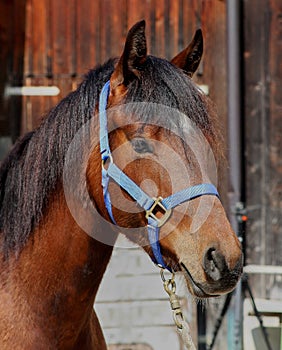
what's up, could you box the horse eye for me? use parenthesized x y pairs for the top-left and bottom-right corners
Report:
(131, 138), (153, 154)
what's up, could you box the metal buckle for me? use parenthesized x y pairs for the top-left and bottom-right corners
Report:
(145, 196), (172, 227)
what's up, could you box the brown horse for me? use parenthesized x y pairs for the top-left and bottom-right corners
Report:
(0, 21), (242, 349)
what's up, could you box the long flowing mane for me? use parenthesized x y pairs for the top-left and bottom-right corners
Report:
(0, 56), (221, 257)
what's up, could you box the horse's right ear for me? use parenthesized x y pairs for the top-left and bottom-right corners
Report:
(110, 20), (147, 92)
(171, 29), (203, 77)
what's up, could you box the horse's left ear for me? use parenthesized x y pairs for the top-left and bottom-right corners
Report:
(171, 29), (203, 77)
(110, 20), (147, 91)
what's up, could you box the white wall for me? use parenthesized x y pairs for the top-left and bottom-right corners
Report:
(96, 234), (197, 350)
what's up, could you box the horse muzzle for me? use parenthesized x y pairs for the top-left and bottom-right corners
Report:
(181, 248), (243, 298)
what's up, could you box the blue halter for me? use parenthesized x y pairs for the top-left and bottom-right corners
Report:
(99, 80), (219, 271)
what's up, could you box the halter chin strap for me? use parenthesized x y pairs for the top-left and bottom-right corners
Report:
(99, 80), (219, 272)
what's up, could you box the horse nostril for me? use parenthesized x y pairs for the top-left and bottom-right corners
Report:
(203, 248), (227, 281)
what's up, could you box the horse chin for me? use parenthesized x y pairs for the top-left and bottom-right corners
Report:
(181, 262), (220, 298)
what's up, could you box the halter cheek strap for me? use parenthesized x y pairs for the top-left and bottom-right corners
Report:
(99, 81), (219, 272)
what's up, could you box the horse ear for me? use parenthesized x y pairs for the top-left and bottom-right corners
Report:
(110, 20), (147, 91)
(171, 29), (203, 77)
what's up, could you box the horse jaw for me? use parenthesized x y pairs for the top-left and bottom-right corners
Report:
(158, 198), (243, 298)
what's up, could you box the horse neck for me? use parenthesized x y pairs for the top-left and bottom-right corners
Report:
(2, 187), (115, 347)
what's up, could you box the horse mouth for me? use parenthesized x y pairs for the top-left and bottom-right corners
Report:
(180, 262), (220, 298)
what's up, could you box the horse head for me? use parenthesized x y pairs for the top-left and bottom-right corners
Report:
(86, 21), (242, 298)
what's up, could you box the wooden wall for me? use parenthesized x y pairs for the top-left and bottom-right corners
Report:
(243, 0), (282, 298)
(21, 0), (228, 147)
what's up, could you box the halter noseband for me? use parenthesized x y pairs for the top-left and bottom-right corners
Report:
(99, 80), (219, 272)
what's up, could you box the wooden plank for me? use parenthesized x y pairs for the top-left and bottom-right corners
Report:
(143, 0), (155, 55)
(24, 0), (33, 78)
(29, 82), (46, 129)
(127, 0), (146, 29)
(12, 0), (27, 79)
(154, 0), (165, 57)
(110, 0), (127, 59)
(24, 1), (48, 130)
(200, 0), (227, 111)
(4, 0), (26, 139)
(200, 0), (228, 205)
(76, 0), (100, 73)
(50, 0), (76, 75)
(182, 0), (194, 50)
(243, 0), (271, 297)
(45, 0), (52, 78)
(148, 0), (156, 55)
(268, 0), (282, 286)
(100, 0), (112, 62)
(243, 0), (282, 301)
(126, 0), (157, 57)
(0, 0), (17, 137)
(167, 0), (180, 59)
(29, 0), (48, 76)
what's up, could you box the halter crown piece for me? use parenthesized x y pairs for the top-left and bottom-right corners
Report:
(99, 80), (219, 272)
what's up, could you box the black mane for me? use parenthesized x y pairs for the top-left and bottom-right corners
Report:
(0, 59), (115, 255)
(0, 56), (220, 256)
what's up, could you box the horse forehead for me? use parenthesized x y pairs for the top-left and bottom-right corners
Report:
(120, 123), (161, 137)
(108, 103), (196, 134)
(122, 119), (202, 145)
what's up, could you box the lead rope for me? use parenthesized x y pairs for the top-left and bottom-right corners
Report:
(160, 269), (196, 350)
